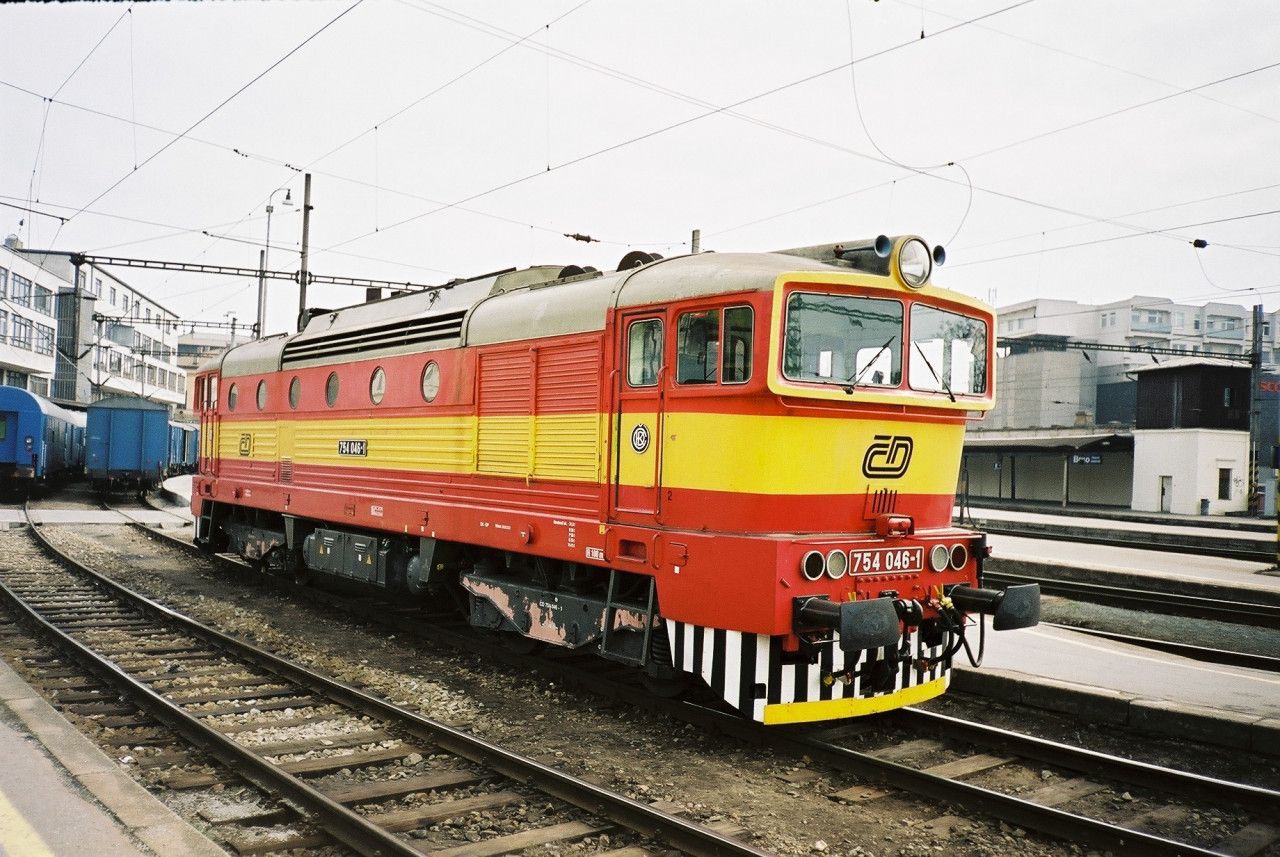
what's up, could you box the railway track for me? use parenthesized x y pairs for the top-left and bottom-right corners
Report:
(983, 569), (1280, 628)
(0, 510), (768, 857)
(1039, 622), (1280, 673)
(111, 517), (1280, 856)
(970, 519), (1274, 564)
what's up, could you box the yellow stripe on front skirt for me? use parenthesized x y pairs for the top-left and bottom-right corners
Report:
(761, 675), (949, 725)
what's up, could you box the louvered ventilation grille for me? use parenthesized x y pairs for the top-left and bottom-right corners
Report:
(280, 458), (293, 483)
(281, 310), (466, 365)
(869, 488), (898, 515)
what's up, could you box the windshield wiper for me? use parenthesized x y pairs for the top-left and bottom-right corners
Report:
(842, 336), (896, 393)
(913, 341), (956, 402)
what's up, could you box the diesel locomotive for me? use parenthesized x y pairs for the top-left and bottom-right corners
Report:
(192, 235), (1039, 724)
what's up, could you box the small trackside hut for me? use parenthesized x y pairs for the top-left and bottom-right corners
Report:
(192, 236), (1039, 725)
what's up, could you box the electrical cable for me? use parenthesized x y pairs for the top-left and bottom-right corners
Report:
(68, 0), (365, 221)
(316, 0), (1040, 255)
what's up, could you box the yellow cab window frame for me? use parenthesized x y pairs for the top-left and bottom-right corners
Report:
(765, 271), (994, 412)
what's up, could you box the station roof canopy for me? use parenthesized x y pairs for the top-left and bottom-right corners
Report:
(963, 431), (1132, 453)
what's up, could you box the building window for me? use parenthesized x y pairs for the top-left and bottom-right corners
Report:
(10, 274), (31, 307)
(91, 276), (102, 297)
(0, 266), (7, 297)
(12, 316), (32, 350)
(0, 310), (8, 344)
(32, 285), (53, 315)
(34, 325), (54, 356)
(110, 286), (117, 305)
(1218, 468), (1231, 500)
(29, 376), (48, 397)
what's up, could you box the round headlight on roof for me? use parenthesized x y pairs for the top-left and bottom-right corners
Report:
(898, 238), (932, 288)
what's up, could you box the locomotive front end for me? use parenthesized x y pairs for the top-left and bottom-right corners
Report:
(687, 236), (1040, 724)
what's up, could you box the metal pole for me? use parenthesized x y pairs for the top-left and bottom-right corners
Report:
(691, 228), (700, 254)
(298, 173), (312, 330)
(1250, 304), (1263, 514)
(255, 249), (266, 339)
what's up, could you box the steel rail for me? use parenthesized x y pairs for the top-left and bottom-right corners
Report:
(1041, 622), (1280, 673)
(984, 570), (1280, 627)
(758, 713), (1227, 857)
(892, 707), (1280, 813)
(978, 522), (1272, 563)
(26, 514), (770, 857)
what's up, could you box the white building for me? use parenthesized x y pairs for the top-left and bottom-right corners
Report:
(11, 245), (186, 408)
(0, 238), (62, 397)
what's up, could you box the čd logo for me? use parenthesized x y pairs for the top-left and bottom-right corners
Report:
(862, 435), (913, 478)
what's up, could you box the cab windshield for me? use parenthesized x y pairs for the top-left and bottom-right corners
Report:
(782, 292), (902, 387)
(908, 304), (988, 395)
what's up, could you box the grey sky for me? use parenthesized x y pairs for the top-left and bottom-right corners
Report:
(2, 0), (1278, 334)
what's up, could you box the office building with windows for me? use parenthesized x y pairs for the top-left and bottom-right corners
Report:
(964, 294), (1275, 514)
(9, 243), (186, 408)
(0, 238), (63, 397)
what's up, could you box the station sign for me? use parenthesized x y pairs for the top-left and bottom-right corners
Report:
(1071, 453), (1102, 465)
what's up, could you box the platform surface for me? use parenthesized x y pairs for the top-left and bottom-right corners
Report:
(966, 504), (1274, 545)
(0, 711), (150, 857)
(988, 532), (1280, 592)
(962, 623), (1279, 719)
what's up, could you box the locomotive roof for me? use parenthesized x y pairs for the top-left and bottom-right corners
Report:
(211, 250), (867, 377)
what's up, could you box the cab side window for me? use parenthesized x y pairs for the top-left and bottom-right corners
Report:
(677, 310), (720, 384)
(627, 319), (662, 387)
(723, 306), (753, 384)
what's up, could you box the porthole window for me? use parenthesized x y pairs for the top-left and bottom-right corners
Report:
(325, 371), (340, 407)
(288, 377), (301, 410)
(421, 361), (441, 402)
(227, 383), (238, 411)
(256, 380), (267, 410)
(369, 367), (386, 405)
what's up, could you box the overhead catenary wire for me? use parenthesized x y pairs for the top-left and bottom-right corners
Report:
(317, 0), (1042, 255)
(66, 0), (366, 223)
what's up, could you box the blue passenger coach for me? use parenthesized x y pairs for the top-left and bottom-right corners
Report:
(87, 395), (171, 493)
(0, 385), (86, 491)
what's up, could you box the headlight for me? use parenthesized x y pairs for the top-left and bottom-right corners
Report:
(928, 544), (950, 572)
(949, 544), (969, 570)
(826, 550), (848, 580)
(898, 238), (932, 288)
(801, 550), (825, 581)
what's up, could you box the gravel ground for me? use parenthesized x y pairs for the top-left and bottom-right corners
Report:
(29, 522), (1277, 857)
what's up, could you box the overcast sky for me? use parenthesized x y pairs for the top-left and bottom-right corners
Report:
(2, 0), (1278, 335)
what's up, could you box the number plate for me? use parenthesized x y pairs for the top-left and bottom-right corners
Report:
(849, 547), (924, 574)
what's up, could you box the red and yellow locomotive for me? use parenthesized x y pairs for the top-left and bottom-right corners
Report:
(193, 236), (1038, 724)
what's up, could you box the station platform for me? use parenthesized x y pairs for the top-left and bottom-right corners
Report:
(0, 657), (224, 857)
(952, 620), (1279, 756)
(964, 504), (1274, 550)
